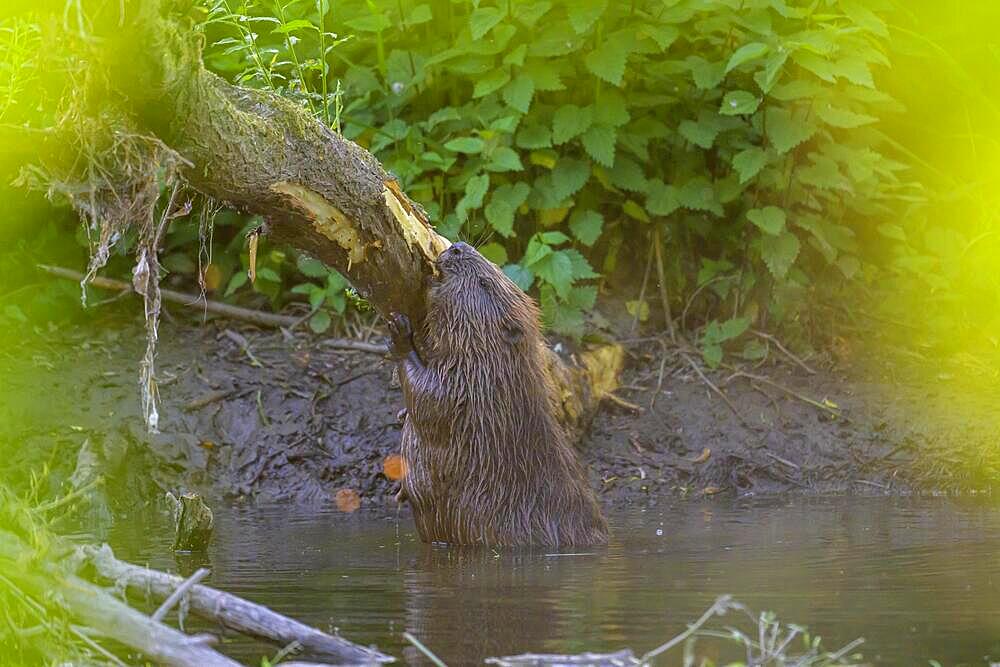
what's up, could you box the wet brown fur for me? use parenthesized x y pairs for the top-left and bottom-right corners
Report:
(392, 242), (608, 547)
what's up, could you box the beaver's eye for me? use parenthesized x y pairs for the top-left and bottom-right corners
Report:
(477, 276), (494, 292)
(502, 323), (523, 345)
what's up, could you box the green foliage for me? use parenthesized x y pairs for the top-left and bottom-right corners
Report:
(195, 0), (914, 342)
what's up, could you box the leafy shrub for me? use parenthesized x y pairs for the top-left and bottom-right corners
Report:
(200, 0), (913, 350)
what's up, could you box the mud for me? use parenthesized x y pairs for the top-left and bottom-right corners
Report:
(0, 310), (995, 516)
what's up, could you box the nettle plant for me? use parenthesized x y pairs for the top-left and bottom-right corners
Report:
(201, 0), (912, 350)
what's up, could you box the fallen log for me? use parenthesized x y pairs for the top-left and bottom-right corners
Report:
(0, 531), (241, 667)
(82, 544), (394, 664)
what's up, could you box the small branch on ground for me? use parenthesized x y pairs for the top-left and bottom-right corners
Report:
(750, 329), (816, 375)
(681, 352), (749, 427)
(724, 370), (844, 420)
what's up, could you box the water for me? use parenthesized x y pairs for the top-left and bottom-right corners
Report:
(109, 497), (1000, 665)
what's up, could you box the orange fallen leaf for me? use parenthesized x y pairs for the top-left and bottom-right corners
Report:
(702, 486), (722, 496)
(335, 488), (361, 513)
(383, 454), (407, 481)
(691, 447), (711, 464)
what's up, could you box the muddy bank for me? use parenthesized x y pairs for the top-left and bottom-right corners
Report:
(0, 312), (995, 515)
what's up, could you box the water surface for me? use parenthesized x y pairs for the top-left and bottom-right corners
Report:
(110, 497), (1000, 665)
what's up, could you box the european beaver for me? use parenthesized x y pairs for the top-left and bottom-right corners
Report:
(389, 241), (608, 546)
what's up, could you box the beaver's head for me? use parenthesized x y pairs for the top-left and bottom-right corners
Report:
(428, 241), (539, 349)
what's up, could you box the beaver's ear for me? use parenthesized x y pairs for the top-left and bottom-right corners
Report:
(502, 323), (524, 345)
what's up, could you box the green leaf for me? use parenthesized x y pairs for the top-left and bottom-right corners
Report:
(766, 107), (816, 154)
(444, 137), (485, 154)
(473, 68), (511, 98)
(523, 59), (565, 91)
(646, 179), (679, 216)
(582, 125), (616, 167)
(502, 74), (535, 113)
(834, 56), (874, 88)
(840, 0), (888, 37)
(746, 206), (786, 235)
(642, 24), (679, 50)
(702, 343), (723, 368)
(469, 7), (504, 39)
(504, 263), (535, 291)
(609, 156), (646, 192)
(486, 146), (524, 172)
(256, 267), (281, 283)
(793, 52), (836, 83)
(568, 0), (607, 33)
(761, 231), (801, 279)
(552, 104), (593, 144)
(732, 147), (768, 183)
(407, 4), (433, 25)
(550, 158), (591, 200)
(564, 248), (600, 279)
(523, 235), (554, 266)
(534, 251), (574, 298)
(297, 256), (328, 278)
(585, 40), (632, 86)
(567, 284), (597, 310)
(516, 122), (552, 148)
(427, 107), (461, 128)
(344, 14), (390, 32)
(816, 105), (878, 129)
(719, 90), (761, 116)
(514, 1), (553, 27)
(622, 199), (650, 223)
(718, 316), (751, 341)
(678, 177), (723, 216)
(224, 271), (247, 297)
(309, 310), (331, 334)
(877, 223), (907, 241)
(569, 210), (604, 246)
(456, 173), (490, 223)
(726, 42), (769, 73)
(593, 90), (631, 127)
(754, 51), (789, 93)
(690, 57), (725, 90)
(540, 231), (571, 245)
(308, 286), (326, 311)
(274, 19), (316, 33)
(479, 242), (509, 265)
(485, 182), (531, 237)
(679, 119), (719, 149)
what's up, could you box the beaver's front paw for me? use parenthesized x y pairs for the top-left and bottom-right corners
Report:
(387, 312), (414, 357)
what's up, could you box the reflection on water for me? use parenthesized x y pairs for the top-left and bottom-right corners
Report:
(109, 498), (1000, 665)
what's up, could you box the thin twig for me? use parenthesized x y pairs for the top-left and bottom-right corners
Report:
(39, 263), (299, 329)
(35, 477), (104, 513)
(726, 371), (843, 418)
(681, 352), (748, 426)
(652, 227), (677, 342)
(603, 392), (645, 413)
(640, 596), (735, 662)
(183, 389), (234, 412)
(403, 632), (448, 667)
(750, 330), (816, 375)
(152, 568), (210, 623)
(631, 238), (656, 333)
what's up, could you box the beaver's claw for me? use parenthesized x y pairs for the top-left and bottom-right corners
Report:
(387, 312), (414, 357)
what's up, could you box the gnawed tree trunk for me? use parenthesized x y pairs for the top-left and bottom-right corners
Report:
(44, 0), (622, 436)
